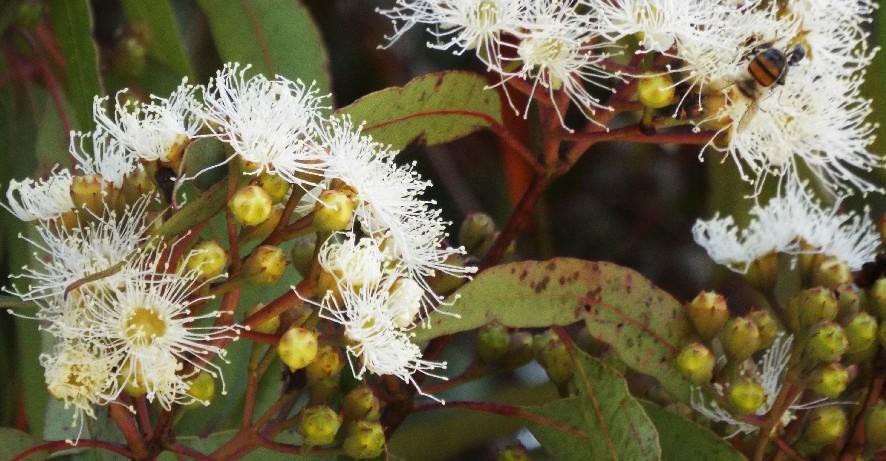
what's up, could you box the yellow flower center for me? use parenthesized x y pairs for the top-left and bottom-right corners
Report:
(124, 307), (167, 346)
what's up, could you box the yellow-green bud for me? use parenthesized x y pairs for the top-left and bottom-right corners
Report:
(806, 322), (848, 363)
(533, 330), (573, 386)
(808, 363), (849, 398)
(745, 252), (779, 293)
(313, 189), (356, 232)
(185, 240), (228, 279)
(727, 379), (765, 416)
(305, 344), (345, 383)
(720, 317), (761, 362)
(477, 323), (510, 363)
(637, 73), (675, 109)
(844, 312), (877, 361)
(803, 406), (848, 446)
(788, 287), (839, 332)
(277, 327), (319, 371)
(835, 283), (862, 321)
(253, 172), (290, 203)
(110, 35), (147, 78)
(501, 331), (535, 368)
(459, 212), (496, 253)
(498, 445), (531, 461)
(866, 400), (886, 449)
(298, 406), (342, 446)
(748, 310), (779, 350)
(309, 376), (340, 406)
(70, 174), (107, 214)
(186, 371), (216, 405)
(343, 386), (382, 423)
(870, 278), (886, 319)
(240, 204), (283, 242)
(242, 245), (287, 285)
(245, 303), (280, 335)
(427, 254), (470, 294)
(228, 185), (273, 226)
(343, 421), (385, 459)
(811, 257), (852, 289)
(122, 167), (156, 204)
(675, 343), (715, 385)
(685, 291), (730, 340)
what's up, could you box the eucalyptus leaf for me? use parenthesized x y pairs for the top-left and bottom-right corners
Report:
(156, 429), (333, 460)
(48, 0), (102, 131)
(640, 401), (747, 461)
(337, 71), (503, 151)
(0, 427), (47, 460)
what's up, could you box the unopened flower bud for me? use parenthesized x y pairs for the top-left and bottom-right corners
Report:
(298, 406), (342, 446)
(459, 213), (496, 254)
(685, 291), (730, 340)
(835, 283), (862, 321)
(70, 174), (106, 214)
(228, 185), (273, 226)
(866, 401), (886, 449)
(343, 421), (385, 459)
(876, 319), (886, 350)
(309, 376), (340, 406)
(477, 323), (510, 363)
(313, 189), (356, 232)
(253, 172), (290, 203)
(802, 406), (848, 446)
(675, 343), (715, 385)
(748, 310), (779, 350)
(110, 35), (147, 78)
(844, 312), (877, 362)
(720, 317), (761, 362)
(343, 386), (382, 423)
(240, 204), (283, 242)
(788, 287), (839, 332)
(745, 252), (779, 293)
(277, 327), (318, 371)
(533, 330), (573, 386)
(186, 371), (216, 405)
(185, 240), (228, 279)
(806, 322), (848, 363)
(727, 379), (765, 416)
(242, 245), (287, 285)
(290, 235), (317, 277)
(245, 303), (280, 335)
(427, 254), (470, 294)
(637, 73), (675, 109)
(122, 168), (156, 203)
(305, 344), (345, 383)
(808, 363), (849, 398)
(870, 278), (886, 319)
(498, 445), (531, 461)
(811, 257), (852, 289)
(501, 331), (534, 368)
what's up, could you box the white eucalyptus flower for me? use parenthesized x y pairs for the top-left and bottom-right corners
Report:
(5, 167), (75, 222)
(69, 130), (141, 187)
(318, 233), (387, 289)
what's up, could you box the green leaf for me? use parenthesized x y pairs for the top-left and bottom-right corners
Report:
(336, 71), (503, 151)
(416, 258), (694, 402)
(120, 0), (195, 79)
(182, 137), (229, 190)
(0, 427), (47, 460)
(48, 0), (103, 130)
(197, 0), (331, 93)
(640, 401), (747, 461)
(156, 430), (333, 460)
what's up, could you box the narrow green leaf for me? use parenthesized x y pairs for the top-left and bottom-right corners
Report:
(0, 427), (47, 460)
(640, 401), (747, 461)
(197, 0), (331, 93)
(337, 71), (503, 151)
(520, 398), (594, 461)
(415, 258), (694, 402)
(121, 0), (195, 78)
(48, 0), (102, 130)
(156, 181), (228, 237)
(156, 430), (333, 460)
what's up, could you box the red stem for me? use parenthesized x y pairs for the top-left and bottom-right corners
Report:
(12, 440), (132, 461)
(413, 400), (587, 439)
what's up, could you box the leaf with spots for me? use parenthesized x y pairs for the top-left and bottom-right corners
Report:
(415, 258), (695, 402)
(335, 71), (503, 151)
(640, 401), (747, 461)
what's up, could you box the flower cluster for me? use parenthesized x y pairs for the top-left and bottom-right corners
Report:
(5, 63), (474, 434)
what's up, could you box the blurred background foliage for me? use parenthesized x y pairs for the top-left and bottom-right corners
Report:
(0, 1), (884, 459)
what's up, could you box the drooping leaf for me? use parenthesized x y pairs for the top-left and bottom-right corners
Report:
(197, 0), (331, 93)
(640, 401), (747, 461)
(0, 428), (48, 460)
(336, 71), (503, 151)
(48, 0), (102, 131)
(416, 258), (695, 402)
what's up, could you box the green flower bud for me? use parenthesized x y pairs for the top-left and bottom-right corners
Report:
(637, 73), (675, 109)
(810, 257), (852, 289)
(844, 312), (877, 362)
(533, 330), (573, 386)
(675, 343), (715, 385)
(122, 168), (157, 204)
(720, 317), (761, 362)
(748, 310), (779, 350)
(309, 376), (340, 406)
(305, 344), (345, 383)
(343, 386), (381, 423)
(727, 380), (765, 416)
(835, 283), (862, 321)
(745, 252), (779, 293)
(186, 371), (216, 405)
(870, 278), (886, 320)
(290, 235), (317, 277)
(245, 303), (280, 335)
(185, 240), (228, 279)
(876, 319), (886, 350)
(15, 0), (43, 29)
(866, 400), (886, 449)
(788, 287), (839, 332)
(253, 172), (290, 203)
(459, 212), (496, 254)
(71, 174), (107, 214)
(228, 185), (273, 226)
(685, 291), (730, 340)
(501, 331), (535, 368)
(110, 35), (147, 78)
(427, 254), (470, 294)
(803, 406), (848, 446)
(242, 245), (287, 285)
(277, 327), (319, 371)
(343, 421), (385, 459)
(498, 445), (531, 461)
(806, 322), (848, 363)
(808, 363), (849, 398)
(298, 406), (342, 446)
(240, 204), (283, 242)
(477, 323), (510, 363)
(313, 189), (356, 232)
